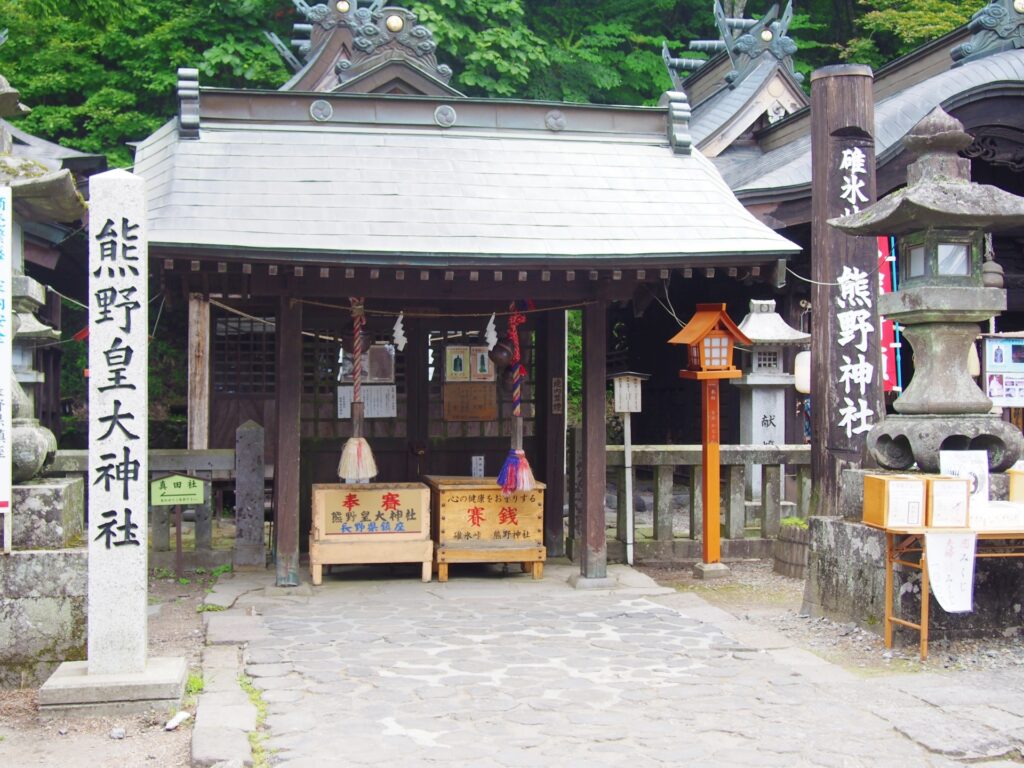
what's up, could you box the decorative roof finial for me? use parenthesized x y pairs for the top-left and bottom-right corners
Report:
(951, 0), (1024, 66)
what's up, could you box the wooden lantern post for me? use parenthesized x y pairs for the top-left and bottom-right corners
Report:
(668, 304), (750, 579)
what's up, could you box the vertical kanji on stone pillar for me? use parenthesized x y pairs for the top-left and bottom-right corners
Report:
(88, 170), (148, 675)
(810, 65), (884, 516)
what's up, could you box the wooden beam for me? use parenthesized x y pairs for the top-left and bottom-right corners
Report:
(580, 298), (607, 579)
(274, 297), (303, 586)
(187, 294), (210, 451)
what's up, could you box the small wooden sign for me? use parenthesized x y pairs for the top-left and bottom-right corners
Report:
(443, 382), (498, 422)
(150, 474), (207, 507)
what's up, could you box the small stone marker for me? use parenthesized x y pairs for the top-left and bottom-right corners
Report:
(234, 420), (266, 567)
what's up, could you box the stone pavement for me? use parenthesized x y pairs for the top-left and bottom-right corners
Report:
(195, 562), (1024, 767)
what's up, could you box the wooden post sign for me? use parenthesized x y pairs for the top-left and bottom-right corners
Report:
(810, 65), (884, 516)
(150, 474), (208, 580)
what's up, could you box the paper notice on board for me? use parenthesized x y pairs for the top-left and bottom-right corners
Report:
(925, 531), (977, 613)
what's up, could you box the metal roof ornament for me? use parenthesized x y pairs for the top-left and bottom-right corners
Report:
(663, 0), (803, 89)
(951, 0), (1024, 67)
(285, 0), (453, 92)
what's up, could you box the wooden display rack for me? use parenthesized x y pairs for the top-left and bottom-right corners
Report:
(310, 482), (432, 584)
(872, 525), (1024, 660)
(423, 475), (546, 583)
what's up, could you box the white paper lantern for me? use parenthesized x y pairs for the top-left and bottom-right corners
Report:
(794, 350), (811, 394)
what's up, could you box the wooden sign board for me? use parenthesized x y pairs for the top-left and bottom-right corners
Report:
(436, 486), (544, 547)
(443, 382), (498, 422)
(313, 483), (428, 539)
(150, 474), (207, 507)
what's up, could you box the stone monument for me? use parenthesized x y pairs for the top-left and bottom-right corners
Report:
(39, 169), (186, 713)
(830, 107), (1024, 472)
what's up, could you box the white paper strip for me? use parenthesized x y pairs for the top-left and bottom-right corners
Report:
(925, 530), (976, 613)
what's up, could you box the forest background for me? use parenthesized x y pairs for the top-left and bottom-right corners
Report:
(0, 0), (975, 435)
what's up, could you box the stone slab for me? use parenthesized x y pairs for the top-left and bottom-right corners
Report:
(205, 613), (271, 645)
(38, 656), (186, 714)
(191, 725), (254, 768)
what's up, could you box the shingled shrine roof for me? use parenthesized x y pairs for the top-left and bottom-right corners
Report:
(133, 87), (799, 266)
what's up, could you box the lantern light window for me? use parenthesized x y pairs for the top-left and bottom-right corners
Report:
(937, 242), (969, 275)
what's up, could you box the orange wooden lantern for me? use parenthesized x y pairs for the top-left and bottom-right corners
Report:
(668, 304), (751, 572)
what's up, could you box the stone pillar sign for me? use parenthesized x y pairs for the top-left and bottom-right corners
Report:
(41, 169), (184, 714)
(87, 169), (149, 674)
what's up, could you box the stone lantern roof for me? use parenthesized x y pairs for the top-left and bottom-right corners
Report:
(829, 107), (1024, 236)
(0, 69), (86, 223)
(735, 299), (809, 347)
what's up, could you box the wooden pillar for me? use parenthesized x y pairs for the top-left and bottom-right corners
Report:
(187, 293), (210, 450)
(543, 310), (567, 557)
(274, 297), (302, 586)
(700, 380), (722, 564)
(579, 299), (607, 580)
(810, 65), (883, 516)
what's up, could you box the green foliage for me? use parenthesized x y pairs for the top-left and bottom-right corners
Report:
(839, 0), (972, 66)
(197, 603), (227, 613)
(780, 515), (809, 530)
(0, 0), (290, 165)
(185, 671), (205, 696)
(567, 310), (582, 425)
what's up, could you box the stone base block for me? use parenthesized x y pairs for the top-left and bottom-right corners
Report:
(568, 573), (617, 590)
(149, 548), (233, 573)
(692, 561), (730, 580)
(4, 477), (84, 550)
(38, 656), (187, 716)
(0, 549), (87, 688)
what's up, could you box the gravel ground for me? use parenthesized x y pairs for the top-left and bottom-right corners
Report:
(640, 559), (1024, 676)
(0, 572), (209, 768)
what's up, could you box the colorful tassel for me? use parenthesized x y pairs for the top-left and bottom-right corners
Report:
(498, 449), (534, 495)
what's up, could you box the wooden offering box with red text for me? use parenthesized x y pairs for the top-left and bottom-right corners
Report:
(310, 483), (432, 585)
(423, 475), (546, 582)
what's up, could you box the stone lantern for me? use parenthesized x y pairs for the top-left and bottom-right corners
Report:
(829, 107), (1024, 472)
(731, 299), (810, 497)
